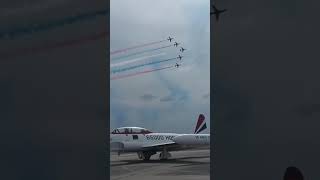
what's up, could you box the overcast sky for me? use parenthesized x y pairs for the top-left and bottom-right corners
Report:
(110, 0), (210, 133)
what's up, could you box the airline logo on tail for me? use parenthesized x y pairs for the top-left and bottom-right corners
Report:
(194, 114), (207, 134)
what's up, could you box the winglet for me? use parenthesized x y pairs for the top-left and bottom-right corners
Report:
(194, 114), (207, 134)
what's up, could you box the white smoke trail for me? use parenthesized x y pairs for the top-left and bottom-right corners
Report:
(110, 52), (166, 67)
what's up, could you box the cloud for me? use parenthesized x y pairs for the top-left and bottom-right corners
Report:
(160, 95), (175, 102)
(110, 0), (210, 132)
(140, 93), (157, 102)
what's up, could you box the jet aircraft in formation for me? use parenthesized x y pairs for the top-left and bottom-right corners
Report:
(211, 5), (227, 21)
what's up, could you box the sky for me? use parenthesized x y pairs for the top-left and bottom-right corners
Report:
(110, 0), (210, 133)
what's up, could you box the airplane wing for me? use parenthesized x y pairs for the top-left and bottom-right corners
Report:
(141, 142), (186, 151)
(142, 142), (176, 148)
(142, 141), (208, 152)
(212, 6), (218, 11)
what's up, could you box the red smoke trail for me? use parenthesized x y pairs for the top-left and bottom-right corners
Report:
(1, 31), (108, 59)
(111, 65), (175, 80)
(110, 39), (166, 55)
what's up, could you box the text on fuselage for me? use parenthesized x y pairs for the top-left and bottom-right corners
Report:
(146, 135), (174, 141)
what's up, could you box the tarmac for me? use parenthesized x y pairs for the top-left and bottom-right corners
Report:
(110, 149), (210, 180)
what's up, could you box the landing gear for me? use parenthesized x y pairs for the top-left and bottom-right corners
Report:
(137, 151), (156, 161)
(137, 152), (143, 159)
(159, 147), (171, 160)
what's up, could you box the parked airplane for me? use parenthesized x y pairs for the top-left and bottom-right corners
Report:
(177, 55), (183, 60)
(174, 42), (180, 47)
(110, 114), (210, 160)
(180, 47), (186, 52)
(167, 36), (173, 42)
(175, 63), (180, 68)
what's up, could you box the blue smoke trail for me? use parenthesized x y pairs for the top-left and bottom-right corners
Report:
(111, 57), (177, 74)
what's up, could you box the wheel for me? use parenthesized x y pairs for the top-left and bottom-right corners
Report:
(159, 152), (168, 160)
(143, 154), (151, 160)
(142, 152), (152, 160)
(137, 152), (143, 159)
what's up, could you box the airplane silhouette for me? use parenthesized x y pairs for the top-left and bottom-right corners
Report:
(211, 5), (227, 21)
(177, 55), (183, 60)
(167, 37), (173, 42)
(175, 63), (180, 68)
(174, 42), (179, 47)
(180, 47), (186, 52)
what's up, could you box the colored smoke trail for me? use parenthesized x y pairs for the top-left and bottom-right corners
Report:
(110, 53), (165, 67)
(110, 40), (167, 55)
(1, 31), (107, 59)
(111, 44), (173, 61)
(111, 57), (177, 74)
(111, 65), (175, 80)
(0, 9), (108, 39)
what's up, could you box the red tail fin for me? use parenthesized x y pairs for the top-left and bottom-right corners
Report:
(194, 114), (207, 134)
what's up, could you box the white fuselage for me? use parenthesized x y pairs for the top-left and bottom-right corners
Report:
(110, 132), (210, 152)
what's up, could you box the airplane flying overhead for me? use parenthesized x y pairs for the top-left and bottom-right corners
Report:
(167, 36), (173, 42)
(180, 47), (186, 52)
(110, 114), (210, 160)
(177, 55), (183, 60)
(175, 63), (180, 68)
(211, 5), (227, 21)
(174, 42), (179, 47)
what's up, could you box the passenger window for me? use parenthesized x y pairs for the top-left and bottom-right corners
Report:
(132, 135), (138, 140)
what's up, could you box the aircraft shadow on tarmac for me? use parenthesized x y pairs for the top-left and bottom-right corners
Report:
(111, 155), (210, 167)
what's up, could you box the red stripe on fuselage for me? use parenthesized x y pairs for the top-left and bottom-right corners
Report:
(110, 132), (152, 135)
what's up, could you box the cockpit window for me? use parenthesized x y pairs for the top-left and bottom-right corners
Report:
(141, 129), (152, 133)
(111, 129), (120, 134)
(111, 127), (152, 134)
(124, 128), (129, 133)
